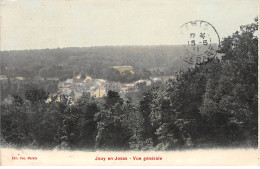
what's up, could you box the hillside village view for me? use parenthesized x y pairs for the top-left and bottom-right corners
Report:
(0, 18), (258, 151)
(0, 65), (175, 105)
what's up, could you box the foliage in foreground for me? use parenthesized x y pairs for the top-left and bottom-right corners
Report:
(1, 19), (258, 150)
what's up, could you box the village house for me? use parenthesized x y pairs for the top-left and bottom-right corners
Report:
(65, 79), (73, 84)
(91, 87), (106, 98)
(0, 75), (7, 80)
(15, 77), (25, 81)
(106, 81), (121, 92)
(46, 94), (61, 103)
(83, 76), (93, 83)
(123, 83), (137, 92)
(135, 79), (152, 86)
(75, 74), (81, 79)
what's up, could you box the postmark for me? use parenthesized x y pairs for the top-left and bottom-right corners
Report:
(180, 20), (220, 65)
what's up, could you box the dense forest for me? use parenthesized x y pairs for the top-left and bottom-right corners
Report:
(0, 45), (190, 81)
(0, 18), (258, 150)
(0, 44), (191, 101)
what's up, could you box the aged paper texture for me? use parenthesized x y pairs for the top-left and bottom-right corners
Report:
(0, 0), (259, 166)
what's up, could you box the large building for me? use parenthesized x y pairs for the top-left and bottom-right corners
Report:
(112, 66), (134, 74)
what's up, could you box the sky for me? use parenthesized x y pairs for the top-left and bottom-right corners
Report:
(0, 0), (258, 50)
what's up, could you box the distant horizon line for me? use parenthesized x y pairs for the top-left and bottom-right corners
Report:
(0, 44), (189, 52)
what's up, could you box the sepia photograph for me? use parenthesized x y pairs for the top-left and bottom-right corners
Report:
(0, 0), (258, 166)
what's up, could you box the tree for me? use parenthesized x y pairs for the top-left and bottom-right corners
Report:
(139, 91), (157, 146)
(95, 91), (131, 150)
(25, 88), (49, 103)
(75, 93), (99, 148)
(104, 90), (124, 109)
(1, 98), (31, 146)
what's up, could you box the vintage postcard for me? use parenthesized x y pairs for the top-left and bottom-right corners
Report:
(0, 0), (259, 166)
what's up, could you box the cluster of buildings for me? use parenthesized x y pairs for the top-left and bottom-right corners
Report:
(0, 66), (175, 105)
(47, 73), (175, 104)
(48, 75), (137, 104)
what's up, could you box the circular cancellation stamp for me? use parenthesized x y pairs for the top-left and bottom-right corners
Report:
(180, 20), (220, 65)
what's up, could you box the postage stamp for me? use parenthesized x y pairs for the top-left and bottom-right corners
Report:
(180, 20), (220, 65)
